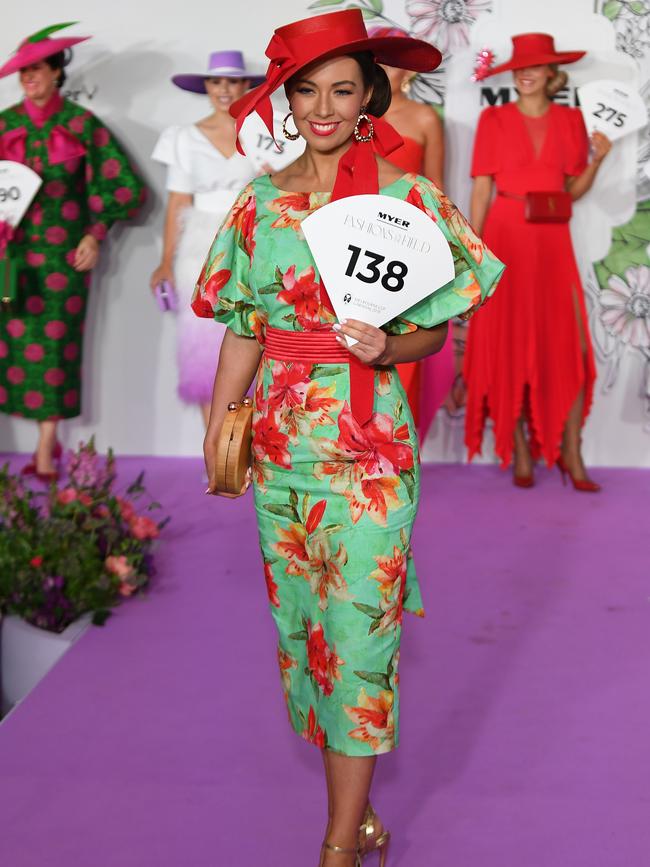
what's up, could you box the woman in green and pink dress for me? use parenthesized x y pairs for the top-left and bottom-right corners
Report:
(196, 11), (503, 866)
(0, 24), (145, 479)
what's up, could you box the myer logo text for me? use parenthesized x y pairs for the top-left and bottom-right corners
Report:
(377, 211), (410, 228)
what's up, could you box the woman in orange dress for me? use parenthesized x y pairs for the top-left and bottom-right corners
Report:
(368, 26), (453, 438)
(464, 33), (611, 490)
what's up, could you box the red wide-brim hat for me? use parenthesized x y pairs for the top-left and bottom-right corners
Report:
(484, 32), (585, 79)
(0, 22), (90, 80)
(230, 9), (441, 148)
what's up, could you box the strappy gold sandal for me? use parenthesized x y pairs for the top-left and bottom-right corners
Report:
(321, 841), (362, 867)
(358, 804), (391, 865)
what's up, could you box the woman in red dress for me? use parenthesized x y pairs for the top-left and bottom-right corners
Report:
(464, 33), (611, 490)
(368, 26), (453, 438)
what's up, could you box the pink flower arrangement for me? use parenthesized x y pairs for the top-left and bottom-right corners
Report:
(129, 514), (160, 540)
(105, 555), (137, 596)
(0, 438), (169, 633)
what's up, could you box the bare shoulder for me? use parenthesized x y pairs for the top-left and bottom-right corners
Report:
(412, 102), (443, 134)
(376, 155), (404, 188)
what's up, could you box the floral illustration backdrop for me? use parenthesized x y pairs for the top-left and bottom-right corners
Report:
(309, 0), (650, 465)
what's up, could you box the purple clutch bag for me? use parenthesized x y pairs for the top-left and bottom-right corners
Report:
(153, 280), (179, 312)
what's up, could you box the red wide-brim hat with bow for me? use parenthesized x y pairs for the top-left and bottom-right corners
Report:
(230, 9), (441, 151)
(484, 32), (585, 78)
(0, 22), (90, 80)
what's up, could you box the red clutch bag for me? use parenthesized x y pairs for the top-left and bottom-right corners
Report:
(525, 191), (573, 223)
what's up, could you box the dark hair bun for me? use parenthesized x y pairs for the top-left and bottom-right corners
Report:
(351, 52), (392, 117)
(44, 49), (71, 89)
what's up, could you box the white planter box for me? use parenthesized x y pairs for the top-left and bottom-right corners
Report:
(1, 613), (91, 716)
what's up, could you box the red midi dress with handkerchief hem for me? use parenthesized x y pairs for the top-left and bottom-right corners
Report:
(463, 102), (596, 468)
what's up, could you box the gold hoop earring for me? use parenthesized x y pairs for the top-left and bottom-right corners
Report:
(354, 112), (374, 143)
(282, 111), (300, 141)
(401, 76), (413, 95)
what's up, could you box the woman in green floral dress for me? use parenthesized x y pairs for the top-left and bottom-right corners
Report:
(196, 11), (503, 867)
(0, 24), (145, 479)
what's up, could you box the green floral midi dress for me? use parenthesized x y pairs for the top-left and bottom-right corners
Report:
(0, 96), (145, 419)
(194, 173), (504, 755)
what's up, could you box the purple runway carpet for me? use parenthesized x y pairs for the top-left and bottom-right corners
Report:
(0, 457), (648, 866)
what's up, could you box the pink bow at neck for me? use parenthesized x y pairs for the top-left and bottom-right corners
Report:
(47, 126), (87, 165)
(0, 125), (86, 168)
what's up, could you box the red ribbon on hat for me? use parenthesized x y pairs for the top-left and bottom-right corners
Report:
(234, 33), (297, 155)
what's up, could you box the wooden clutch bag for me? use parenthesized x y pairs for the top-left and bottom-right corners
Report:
(215, 397), (254, 496)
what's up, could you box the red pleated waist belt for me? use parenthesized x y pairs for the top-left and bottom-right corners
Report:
(263, 326), (375, 424)
(264, 326), (350, 363)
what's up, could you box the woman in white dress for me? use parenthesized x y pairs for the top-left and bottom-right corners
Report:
(151, 51), (262, 426)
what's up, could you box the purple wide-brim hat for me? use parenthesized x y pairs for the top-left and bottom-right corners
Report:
(172, 50), (265, 94)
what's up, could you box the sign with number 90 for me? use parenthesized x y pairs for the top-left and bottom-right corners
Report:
(0, 161), (42, 227)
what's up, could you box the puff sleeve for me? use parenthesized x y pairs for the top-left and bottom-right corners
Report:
(471, 107), (501, 178)
(387, 179), (505, 333)
(151, 125), (193, 194)
(192, 185), (261, 339)
(564, 108), (589, 178)
(82, 112), (146, 242)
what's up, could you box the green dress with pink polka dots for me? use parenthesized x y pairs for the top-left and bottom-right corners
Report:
(0, 96), (145, 419)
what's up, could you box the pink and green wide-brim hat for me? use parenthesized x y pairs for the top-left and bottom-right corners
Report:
(172, 50), (265, 94)
(0, 22), (90, 80)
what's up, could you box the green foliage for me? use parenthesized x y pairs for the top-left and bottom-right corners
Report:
(0, 442), (168, 633)
(601, 0), (649, 20)
(593, 200), (650, 289)
(602, 0), (623, 18)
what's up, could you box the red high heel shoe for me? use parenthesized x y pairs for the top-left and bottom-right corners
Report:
(513, 473), (535, 488)
(21, 441), (63, 480)
(557, 456), (601, 493)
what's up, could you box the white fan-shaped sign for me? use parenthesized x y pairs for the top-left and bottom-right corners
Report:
(239, 111), (304, 173)
(0, 161), (42, 226)
(302, 194), (454, 340)
(578, 80), (648, 142)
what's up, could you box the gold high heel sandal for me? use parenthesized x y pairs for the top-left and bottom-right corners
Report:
(321, 841), (362, 867)
(359, 804), (391, 865)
